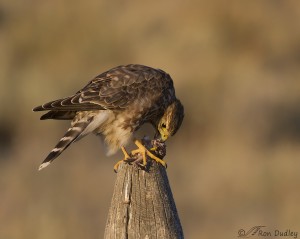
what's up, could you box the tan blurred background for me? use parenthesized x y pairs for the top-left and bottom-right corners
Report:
(1, 0), (300, 238)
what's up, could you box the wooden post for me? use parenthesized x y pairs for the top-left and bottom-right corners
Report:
(104, 160), (184, 239)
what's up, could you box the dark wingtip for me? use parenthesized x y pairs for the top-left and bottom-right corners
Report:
(33, 105), (44, 112)
(40, 111), (51, 120)
(40, 115), (48, 120)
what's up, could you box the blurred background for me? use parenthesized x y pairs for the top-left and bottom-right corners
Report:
(1, 0), (300, 238)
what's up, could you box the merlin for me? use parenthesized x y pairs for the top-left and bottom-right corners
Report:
(33, 64), (184, 171)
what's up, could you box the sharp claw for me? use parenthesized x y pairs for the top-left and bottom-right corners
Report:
(113, 164), (119, 173)
(114, 146), (133, 173)
(114, 140), (166, 172)
(133, 140), (166, 167)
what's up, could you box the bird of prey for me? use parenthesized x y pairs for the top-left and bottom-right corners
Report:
(33, 64), (184, 171)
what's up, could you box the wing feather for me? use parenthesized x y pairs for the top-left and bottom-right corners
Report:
(33, 64), (174, 112)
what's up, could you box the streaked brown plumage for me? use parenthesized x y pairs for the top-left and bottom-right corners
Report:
(33, 64), (184, 170)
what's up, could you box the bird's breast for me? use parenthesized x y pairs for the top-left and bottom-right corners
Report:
(95, 110), (135, 155)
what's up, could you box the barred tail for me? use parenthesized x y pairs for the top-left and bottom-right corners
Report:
(38, 121), (89, 171)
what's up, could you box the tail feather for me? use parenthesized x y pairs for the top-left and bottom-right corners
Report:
(38, 121), (89, 171)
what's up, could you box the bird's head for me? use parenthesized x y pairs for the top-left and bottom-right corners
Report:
(157, 99), (184, 141)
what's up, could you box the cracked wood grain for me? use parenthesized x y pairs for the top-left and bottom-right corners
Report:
(104, 161), (184, 239)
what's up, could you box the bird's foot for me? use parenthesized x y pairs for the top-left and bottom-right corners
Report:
(131, 140), (167, 168)
(113, 146), (135, 173)
(114, 138), (167, 173)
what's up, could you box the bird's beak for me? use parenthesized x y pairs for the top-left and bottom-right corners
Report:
(160, 133), (168, 142)
(156, 128), (169, 142)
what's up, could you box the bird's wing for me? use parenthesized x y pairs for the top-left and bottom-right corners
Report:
(40, 110), (77, 120)
(33, 64), (173, 112)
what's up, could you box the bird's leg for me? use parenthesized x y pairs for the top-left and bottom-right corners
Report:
(121, 146), (131, 160)
(131, 140), (167, 168)
(113, 146), (132, 172)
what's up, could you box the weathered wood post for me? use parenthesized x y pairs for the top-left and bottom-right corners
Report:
(104, 139), (184, 239)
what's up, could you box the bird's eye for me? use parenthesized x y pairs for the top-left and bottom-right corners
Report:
(161, 123), (166, 128)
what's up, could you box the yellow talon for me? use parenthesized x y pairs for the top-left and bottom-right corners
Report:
(132, 140), (166, 168)
(114, 141), (166, 172)
(121, 146), (131, 160)
(149, 147), (157, 151)
(113, 146), (131, 172)
(113, 160), (122, 173)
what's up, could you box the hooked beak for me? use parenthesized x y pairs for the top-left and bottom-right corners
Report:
(159, 133), (168, 142)
(155, 132), (168, 142)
